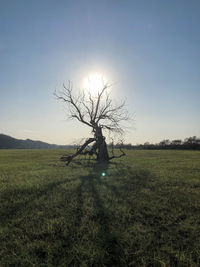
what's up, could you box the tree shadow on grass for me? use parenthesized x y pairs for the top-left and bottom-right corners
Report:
(66, 162), (125, 266)
(68, 162), (152, 266)
(88, 163), (125, 265)
(1, 161), (152, 266)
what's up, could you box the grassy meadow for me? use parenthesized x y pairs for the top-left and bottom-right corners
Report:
(0, 149), (200, 266)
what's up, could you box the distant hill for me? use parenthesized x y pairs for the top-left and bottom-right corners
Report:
(0, 134), (70, 149)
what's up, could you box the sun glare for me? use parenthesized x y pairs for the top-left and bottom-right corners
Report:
(83, 73), (107, 94)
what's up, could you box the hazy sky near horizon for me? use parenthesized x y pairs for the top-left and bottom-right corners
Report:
(1, 0), (200, 145)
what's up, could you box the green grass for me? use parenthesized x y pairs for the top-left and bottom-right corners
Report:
(0, 149), (200, 266)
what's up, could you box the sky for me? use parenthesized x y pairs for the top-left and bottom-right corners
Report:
(0, 0), (200, 145)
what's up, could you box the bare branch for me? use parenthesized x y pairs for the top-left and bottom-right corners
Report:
(109, 140), (126, 160)
(54, 82), (92, 128)
(93, 83), (110, 122)
(55, 80), (132, 164)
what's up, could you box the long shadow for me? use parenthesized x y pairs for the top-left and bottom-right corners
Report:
(64, 162), (153, 266)
(1, 161), (152, 266)
(87, 165), (126, 266)
(73, 174), (86, 229)
(88, 163), (153, 266)
(69, 162), (127, 266)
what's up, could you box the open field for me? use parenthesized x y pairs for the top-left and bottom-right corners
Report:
(0, 149), (200, 266)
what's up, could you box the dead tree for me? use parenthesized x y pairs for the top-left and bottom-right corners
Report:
(55, 81), (130, 165)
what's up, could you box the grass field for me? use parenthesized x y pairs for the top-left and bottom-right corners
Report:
(0, 149), (200, 266)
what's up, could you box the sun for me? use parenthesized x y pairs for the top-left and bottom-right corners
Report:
(83, 73), (107, 94)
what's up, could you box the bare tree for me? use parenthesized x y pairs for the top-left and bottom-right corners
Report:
(55, 81), (130, 165)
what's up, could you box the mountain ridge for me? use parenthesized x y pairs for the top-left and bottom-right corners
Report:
(0, 134), (70, 149)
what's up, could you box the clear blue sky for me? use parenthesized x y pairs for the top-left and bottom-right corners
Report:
(1, 0), (200, 144)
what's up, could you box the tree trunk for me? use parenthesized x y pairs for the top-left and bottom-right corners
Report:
(97, 139), (109, 162)
(93, 125), (109, 162)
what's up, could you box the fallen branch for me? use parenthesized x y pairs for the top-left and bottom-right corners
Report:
(109, 141), (126, 160)
(61, 138), (95, 165)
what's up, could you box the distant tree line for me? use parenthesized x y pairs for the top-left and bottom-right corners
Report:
(112, 136), (200, 150)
